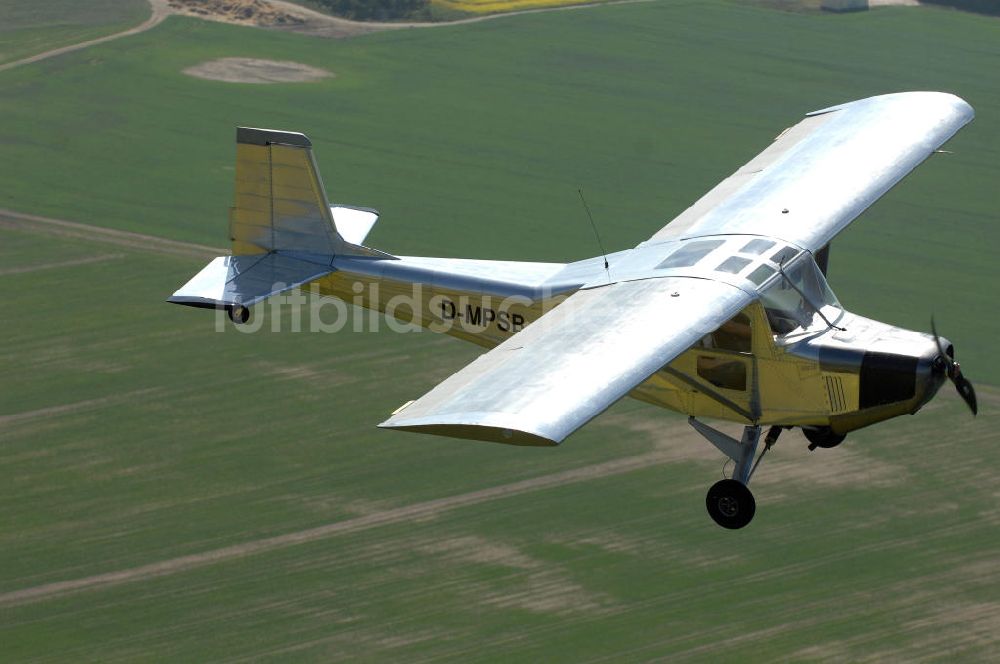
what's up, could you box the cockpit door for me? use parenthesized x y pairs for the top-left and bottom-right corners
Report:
(679, 309), (758, 421)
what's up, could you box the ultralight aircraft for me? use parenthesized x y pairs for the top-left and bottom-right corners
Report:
(170, 92), (978, 528)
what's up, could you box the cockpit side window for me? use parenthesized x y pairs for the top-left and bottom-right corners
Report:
(697, 356), (747, 391)
(697, 311), (752, 353)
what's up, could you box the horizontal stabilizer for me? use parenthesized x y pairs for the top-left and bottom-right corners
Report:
(168, 253), (334, 309)
(331, 205), (378, 245)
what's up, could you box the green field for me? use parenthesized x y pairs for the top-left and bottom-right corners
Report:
(0, 0), (150, 66)
(2, 1), (999, 660)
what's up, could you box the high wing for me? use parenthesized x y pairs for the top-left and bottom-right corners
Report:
(380, 277), (751, 445)
(646, 91), (974, 251)
(382, 92), (973, 446)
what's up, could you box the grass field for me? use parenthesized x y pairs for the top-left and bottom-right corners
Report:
(1, 1), (999, 660)
(0, 0), (150, 66)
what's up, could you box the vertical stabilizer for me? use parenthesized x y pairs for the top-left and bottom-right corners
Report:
(230, 127), (387, 258)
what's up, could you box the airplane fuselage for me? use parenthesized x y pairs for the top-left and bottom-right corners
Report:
(310, 242), (947, 439)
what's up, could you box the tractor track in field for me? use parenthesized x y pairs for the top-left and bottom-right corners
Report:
(0, 389), (163, 428)
(0, 254), (123, 276)
(0, 448), (678, 607)
(0, 209), (223, 259)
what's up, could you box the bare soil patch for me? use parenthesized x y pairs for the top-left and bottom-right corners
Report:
(183, 57), (332, 83)
(167, 0), (392, 37)
(168, 0), (305, 26)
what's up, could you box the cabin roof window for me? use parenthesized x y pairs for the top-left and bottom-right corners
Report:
(770, 245), (799, 266)
(747, 264), (775, 286)
(658, 240), (725, 269)
(740, 238), (776, 255)
(716, 256), (752, 274)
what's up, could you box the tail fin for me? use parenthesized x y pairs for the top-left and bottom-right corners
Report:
(231, 127), (387, 258)
(168, 127), (390, 312)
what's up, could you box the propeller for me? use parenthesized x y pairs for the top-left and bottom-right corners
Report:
(931, 317), (977, 416)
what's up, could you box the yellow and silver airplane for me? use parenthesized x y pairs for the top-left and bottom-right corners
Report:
(170, 91), (977, 528)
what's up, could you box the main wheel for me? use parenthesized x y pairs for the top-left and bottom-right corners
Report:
(706, 479), (756, 529)
(803, 426), (846, 449)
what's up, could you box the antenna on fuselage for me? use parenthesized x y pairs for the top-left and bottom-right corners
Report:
(577, 189), (611, 283)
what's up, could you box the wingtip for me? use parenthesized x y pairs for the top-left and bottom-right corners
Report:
(236, 126), (311, 148)
(807, 91), (975, 121)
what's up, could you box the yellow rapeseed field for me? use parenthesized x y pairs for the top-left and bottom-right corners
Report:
(432, 0), (604, 14)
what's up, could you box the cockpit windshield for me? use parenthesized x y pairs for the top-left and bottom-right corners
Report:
(760, 254), (842, 336)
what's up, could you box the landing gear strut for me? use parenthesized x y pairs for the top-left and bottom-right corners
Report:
(689, 418), (783, 529)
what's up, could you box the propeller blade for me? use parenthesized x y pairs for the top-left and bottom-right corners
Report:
(954, 373), (978, 416)
(930, 317), (976, 416)
(930, 316), (949, 362)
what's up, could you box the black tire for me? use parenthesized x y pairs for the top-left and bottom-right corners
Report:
(803, 426), (846, 449)
(228, 305), (250, 325)
(706, 479), (756, 529)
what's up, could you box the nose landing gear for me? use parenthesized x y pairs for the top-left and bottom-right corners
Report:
(689, 418), (783, 529)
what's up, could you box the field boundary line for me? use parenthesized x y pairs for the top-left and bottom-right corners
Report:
(0, 1), (171, 74)
(0, 208), (223, 259)
(0, 449), (670, 607)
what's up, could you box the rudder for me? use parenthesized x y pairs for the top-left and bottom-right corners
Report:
(230, 127), (386, 258)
